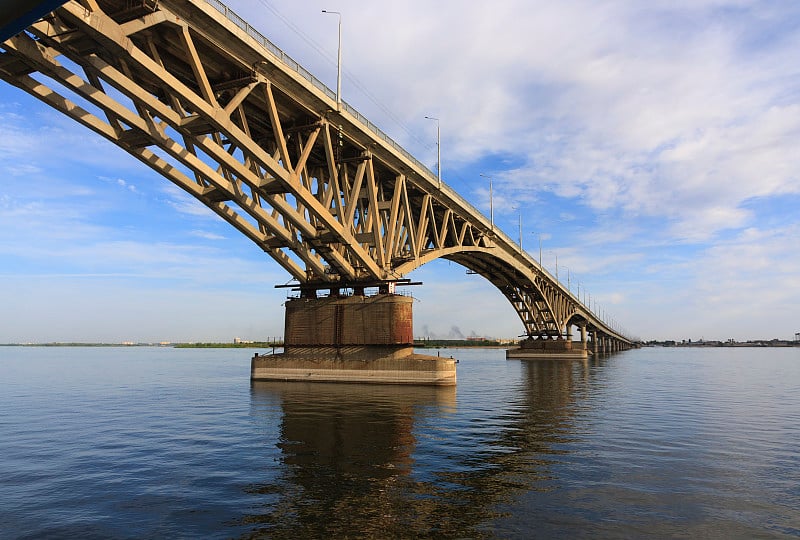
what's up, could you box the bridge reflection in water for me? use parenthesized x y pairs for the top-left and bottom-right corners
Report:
(243, 354), (600, 537)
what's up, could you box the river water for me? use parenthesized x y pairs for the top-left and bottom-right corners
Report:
(1, 346), (798, 538)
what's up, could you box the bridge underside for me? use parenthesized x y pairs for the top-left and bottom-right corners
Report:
(0, 0), (635, 379)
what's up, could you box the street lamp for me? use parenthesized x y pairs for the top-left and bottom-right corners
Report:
(555, 252), (559, 282)
(531, 232), (542, 267)
(321, 10), (342, 110)
(479, 173), (493, 230)
(424, 116), (441, 188)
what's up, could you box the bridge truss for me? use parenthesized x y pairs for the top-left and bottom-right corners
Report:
(0, 0), (632, 344)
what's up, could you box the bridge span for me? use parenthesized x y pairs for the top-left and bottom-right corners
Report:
(0, 0), (636, 383)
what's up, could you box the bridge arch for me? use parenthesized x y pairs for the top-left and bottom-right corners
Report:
(395, 245), (563, 336)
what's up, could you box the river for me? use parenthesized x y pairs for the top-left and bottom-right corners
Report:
(1, 346), (798, 538)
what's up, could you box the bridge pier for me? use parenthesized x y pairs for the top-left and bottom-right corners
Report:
(251, 293), (456, 385)
(506, 335), (589, 360)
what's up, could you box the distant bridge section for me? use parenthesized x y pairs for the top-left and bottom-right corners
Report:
(0, 0), (635, 351)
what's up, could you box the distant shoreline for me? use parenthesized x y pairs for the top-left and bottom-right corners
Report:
(645, 341), (800, 348)
(1, 341), (509, 349)
(0, 341), (506, 349)
(3, 340), (797, 348)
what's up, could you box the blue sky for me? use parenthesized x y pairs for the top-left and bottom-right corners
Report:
(1, 0), (799, 343)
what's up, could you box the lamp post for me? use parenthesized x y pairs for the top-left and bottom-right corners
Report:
(479, 173), (493, 230)
(532, 232), (542, 267)
(321, 10), (341, 110)
(555, 252), (559, 282)
(424, 116), (441, 188)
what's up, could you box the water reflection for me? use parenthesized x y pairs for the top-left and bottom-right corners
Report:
(243, 356), (599, 538)
(244, 382), (457, 537)
(479, 359), (599, 503)
(512, 360), (591, 453)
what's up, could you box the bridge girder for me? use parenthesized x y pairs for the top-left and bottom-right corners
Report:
(0, 0), (633, 344)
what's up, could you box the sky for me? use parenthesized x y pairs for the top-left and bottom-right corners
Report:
(1, 0), (799, 343)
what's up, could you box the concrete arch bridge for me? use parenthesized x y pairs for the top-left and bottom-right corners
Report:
(0, 0), (635, 384)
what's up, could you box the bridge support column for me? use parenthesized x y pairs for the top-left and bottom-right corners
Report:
(251, 293), (456, 385)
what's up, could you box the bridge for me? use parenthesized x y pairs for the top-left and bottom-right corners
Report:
(1, 0), (635, 384)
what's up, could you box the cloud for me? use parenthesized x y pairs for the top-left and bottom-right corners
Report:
(98, 176), (139, 194)
(5, 163), (44, 176)
(160, 185), (216, 217)
(0, 112), (40, 158)
(116, 178), (137, 193)
(190, 230), (226, 241)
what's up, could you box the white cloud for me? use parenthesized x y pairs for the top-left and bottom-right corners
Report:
(190, 230), (226, 241)
(160, 185), (216, 217)
(116, 178), (135, 192)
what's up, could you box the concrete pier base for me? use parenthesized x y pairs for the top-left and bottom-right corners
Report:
(251, 294), (456, 386)
(252, 346), (456, 385)
(506, 337), (589, 360)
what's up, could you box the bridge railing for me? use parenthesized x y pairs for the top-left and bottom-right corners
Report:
(200, 0), (625, 339)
